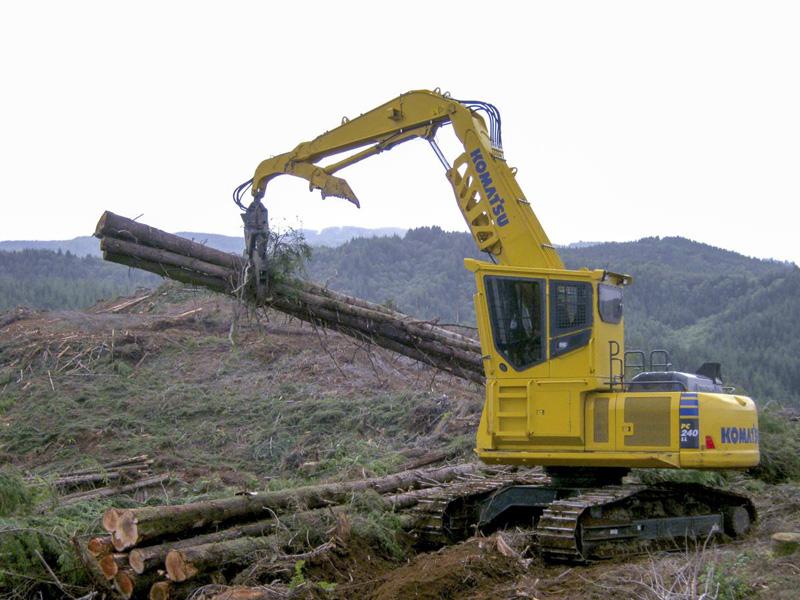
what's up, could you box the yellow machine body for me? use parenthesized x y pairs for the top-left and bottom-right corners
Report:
(468, 259), (759, 469)
(247, 89), (759, 473)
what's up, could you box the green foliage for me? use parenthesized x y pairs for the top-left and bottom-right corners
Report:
(308, 230), (800, 405)
(0, 469), (31, 517)
(633, 468), (728, 487)
(702, 553), (753, 600)
(0, 509), (97, 594)
(348, 490), (407, 560)
(0, 248), (158, 311)
(749, 409), (800, 483)
(266, 228), (312, 287)
(289, 559), (306, 589)
(309, 227), (479, 325)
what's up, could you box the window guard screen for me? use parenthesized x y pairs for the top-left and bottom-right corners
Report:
(551, 280), (593, 335)
(485, 276), (545, 371)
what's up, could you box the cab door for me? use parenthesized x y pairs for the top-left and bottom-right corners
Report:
(476, 273), (549, 443)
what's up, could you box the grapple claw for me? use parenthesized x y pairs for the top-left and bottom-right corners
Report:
(241, 199), (270, 302)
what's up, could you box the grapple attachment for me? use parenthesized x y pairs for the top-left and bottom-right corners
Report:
(241, 199), (270, 302)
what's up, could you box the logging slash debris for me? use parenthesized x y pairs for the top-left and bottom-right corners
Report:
(80, 211), (511, 598)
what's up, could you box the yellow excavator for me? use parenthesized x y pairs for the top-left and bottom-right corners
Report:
(235, 89), (759, 560)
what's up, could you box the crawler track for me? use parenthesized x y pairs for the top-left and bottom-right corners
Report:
(409, 470), (550, 545)
(538, 483), (756, 561)
(409, 476), (756, 562)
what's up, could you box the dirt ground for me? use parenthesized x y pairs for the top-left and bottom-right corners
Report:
(2, 286), (800, 599)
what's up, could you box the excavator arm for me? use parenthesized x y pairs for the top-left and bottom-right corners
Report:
(244, 89), (563, 272)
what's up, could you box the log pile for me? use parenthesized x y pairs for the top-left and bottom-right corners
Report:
(28, 455), (170, 512)
(74, 463), (500, 599)
(27, 455), (154, 489)
(94, 212), (485, 384)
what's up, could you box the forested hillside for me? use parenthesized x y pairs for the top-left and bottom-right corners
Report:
(308, 228), (799, 404)
(1, 231), (797, 404)
(0, 249), (158, 310)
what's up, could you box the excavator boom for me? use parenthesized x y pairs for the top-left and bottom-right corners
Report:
(248, 89), (563, 270)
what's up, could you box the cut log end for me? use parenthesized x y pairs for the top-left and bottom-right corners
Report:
(98, 553), (120, 579)
(94, 211), (111, 238)
(87, 536), (113, 558)
(165, 549), (197, 582)
(128, 549), (145, 574)
(112, 510), (139, 550)
(114, 571), (134, 599)
(771, 532), (800, 556)
(102, 508), (122, 533)
(149, 581), (171, 600)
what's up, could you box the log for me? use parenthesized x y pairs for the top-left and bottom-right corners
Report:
(114, 567), (158, 600)
(47, 463), (153, 487)
(395, 450), (449, 472)
(71, 535), (115, 595)
(99, 552), (128, 580)
(105, 463), (477, 550)
(134, 486), (437, 577)
(103, 508), (125, 532)
(33, 455), (151, 479)
(95, 211), (242, 271)
(104, 251), (230, 293)
(202, 586), (291, 600)
(129, 518), (277, 574)
(46, 471), (126, 488)
(167, 538), (335, 584)
(266, 293), (483, 383)
(38, 473), (169, 513)
(149, 580), (205, 600)
(102, 236), (234, 281)
(87, 536), (114, 558)
(165, 534), (281, 582)
(102, 246), (483, 382)
(95, 212), (486, 384)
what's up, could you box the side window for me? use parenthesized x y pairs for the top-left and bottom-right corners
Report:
(550, 280), (593, 358)
(598, 284), (623, 324)
(484, 276), (545, 371)
(551, 281), (593, 335)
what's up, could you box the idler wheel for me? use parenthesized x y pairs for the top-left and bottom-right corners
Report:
(723, 505), (751, 537)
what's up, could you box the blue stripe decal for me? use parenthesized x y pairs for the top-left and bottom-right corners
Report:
(679, 408), (700, 416)
(681, 393), (699, 398)
(680, 399), (699, 406)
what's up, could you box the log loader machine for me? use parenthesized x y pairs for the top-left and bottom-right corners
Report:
(235, 89), (760, 561)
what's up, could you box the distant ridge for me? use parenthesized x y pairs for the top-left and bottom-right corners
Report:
(0, 226), (407, 257)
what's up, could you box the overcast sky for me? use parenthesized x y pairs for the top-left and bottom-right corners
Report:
(1, 1), (798, 265)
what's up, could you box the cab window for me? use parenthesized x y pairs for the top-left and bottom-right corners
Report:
(551, 281), (593, 334)
(598, 283), (623, 324)
(484, 276), (545, 370)
(549, 280), (593, 357)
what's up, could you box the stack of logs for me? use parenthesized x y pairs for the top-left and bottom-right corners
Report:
(28, 455), (169, 512)
(74, 463), (494, 599)
(94, 211), (485, 384)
